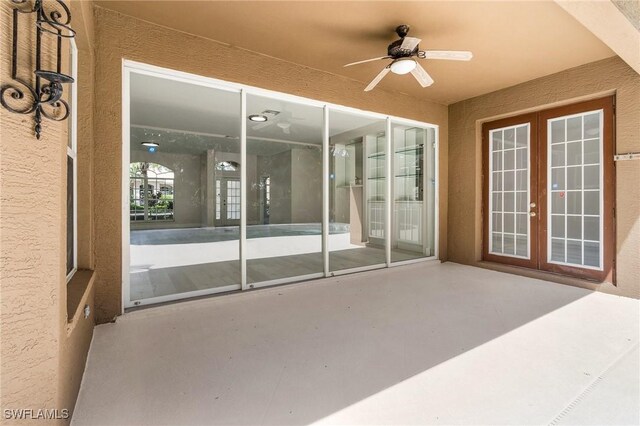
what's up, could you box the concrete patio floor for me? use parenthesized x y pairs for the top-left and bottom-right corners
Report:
(72, 262), (639, 425)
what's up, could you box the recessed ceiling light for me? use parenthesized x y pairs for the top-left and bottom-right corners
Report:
(141, 141), (159, 147)
(248, 114), (268, 122)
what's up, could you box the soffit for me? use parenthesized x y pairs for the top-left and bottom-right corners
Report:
(97, 1), (615, 105)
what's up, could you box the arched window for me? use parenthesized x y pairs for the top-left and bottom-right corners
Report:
(215, 160), (240, 172)
(129, 162), (175, 222)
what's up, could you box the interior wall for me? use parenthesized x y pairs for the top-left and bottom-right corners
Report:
(448, 56), (640, 298)
(291, 148), (323, 223)
(259, 151), (293, 224)
(246, 154), (259, 225)
(130, 150), (202, 229)
(92, 6), (448, 322)
(0, 0), (96, 423)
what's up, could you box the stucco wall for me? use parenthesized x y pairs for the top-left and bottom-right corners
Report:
(448, 56), (640, 298)
(92, 6), (449, 322)
(1, 0), (96, 423)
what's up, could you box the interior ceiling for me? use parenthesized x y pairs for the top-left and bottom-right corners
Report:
(130, 73), (384, 156)
(99, 1), (615, 105)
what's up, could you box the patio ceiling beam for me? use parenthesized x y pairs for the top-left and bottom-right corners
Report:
(555, 0), (640, 75)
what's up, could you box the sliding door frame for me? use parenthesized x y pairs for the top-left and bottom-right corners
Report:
(122, 60), (439, 310)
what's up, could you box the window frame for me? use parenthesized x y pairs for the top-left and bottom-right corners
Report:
(129, 162), (175, 223)
(66, 39), (78, 282)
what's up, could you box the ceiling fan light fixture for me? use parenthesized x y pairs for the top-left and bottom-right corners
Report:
(141, 141), (159, 147)
(390, 58), (417, 75)
(248, 114), (268, 122)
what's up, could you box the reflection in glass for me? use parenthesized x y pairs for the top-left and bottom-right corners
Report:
(391, 123), (436, 262)
(246, 94), (323, 284)
(127, 71), (440, 303)
(128, 72), (241, 302)
(547, 110), (603, 268)
(328, 110), (387, 272)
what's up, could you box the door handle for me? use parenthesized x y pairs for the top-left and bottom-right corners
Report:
(529, 211), (536, 217)
(529, 202), (536, 208)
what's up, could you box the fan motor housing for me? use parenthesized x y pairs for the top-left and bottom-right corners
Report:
(388, 39), (419, 58)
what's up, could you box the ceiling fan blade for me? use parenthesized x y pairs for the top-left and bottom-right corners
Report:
(252, 121), (274, 131)
(344, 56), (391, 67)
(422, 50), (473, 61)
(364, 66), (391, 92)
(401, 36), (421, 51)
(411, 63), (434, 88)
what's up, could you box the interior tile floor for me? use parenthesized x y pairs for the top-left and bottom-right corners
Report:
(74, 262), (639, 425)
(130, 246), (424, 301)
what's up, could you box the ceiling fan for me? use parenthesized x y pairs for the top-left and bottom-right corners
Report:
(344, 25), (473, 91)
(251, 109), (303, 135)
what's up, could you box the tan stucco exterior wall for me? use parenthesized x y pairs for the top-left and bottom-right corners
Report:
(1, 1), (95, 423)
(92, 6), (449, 323)
(448, 56), (640, 298)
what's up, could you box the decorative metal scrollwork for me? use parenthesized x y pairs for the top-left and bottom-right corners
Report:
(1, 0), (75, 139)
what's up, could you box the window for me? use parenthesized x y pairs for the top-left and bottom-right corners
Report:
(215, 160), (240, 171)
(483, 96), (615, 282)
(129, 162), (175, 222)
(66, 39), (78, 281)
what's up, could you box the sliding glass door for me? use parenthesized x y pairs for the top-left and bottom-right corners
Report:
(328, 110), (387, 273)
(124, 62), (439, 308)
(391, 123), (437, 262)
(127, 72), (241, 304)
(245, 94), (324, 286)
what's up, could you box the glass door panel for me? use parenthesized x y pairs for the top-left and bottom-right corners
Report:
(328, 110), (387, 272)
(246, 94), (323, 285)
(482, 114), (538, 269)
(128, 72), (241, 304)
(539, 97), (614, 283)
(391, 123), (436, 262)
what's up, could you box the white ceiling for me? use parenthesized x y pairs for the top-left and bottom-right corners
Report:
(130, 72), (386, 156)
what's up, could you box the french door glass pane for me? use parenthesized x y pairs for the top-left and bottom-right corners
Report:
(391, 123), (436, 262)
(246, 94), (323, 284)
(226, 180), (240, 219)
(128, 72), (241, 302)
(547, 110), (603, 269)
(328, 110), (387, 272)
(488, 123), (530, 259)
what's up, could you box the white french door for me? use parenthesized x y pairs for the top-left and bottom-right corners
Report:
(215, 178), (241, 226)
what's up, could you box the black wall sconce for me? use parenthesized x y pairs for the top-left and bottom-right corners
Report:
(1, 0), (76, 139)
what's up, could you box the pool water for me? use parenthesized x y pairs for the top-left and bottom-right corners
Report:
(131, 223), (350, 245)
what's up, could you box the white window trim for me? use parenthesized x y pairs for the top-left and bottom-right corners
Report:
(66, 39), (78, 282)
(546, 109), (605, 271)
(487, 123), (531, 260)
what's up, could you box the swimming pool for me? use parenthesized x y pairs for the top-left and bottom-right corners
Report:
(130, 223), (350, 245)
